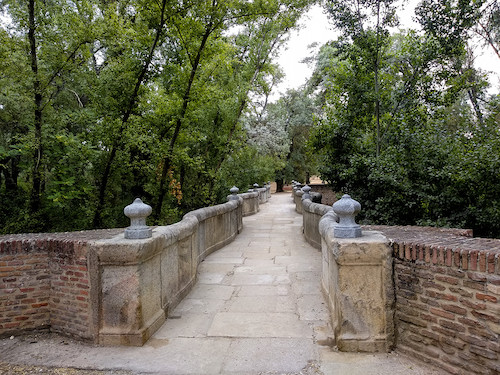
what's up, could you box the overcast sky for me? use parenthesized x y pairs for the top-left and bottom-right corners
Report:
(273, 2), (500, 99)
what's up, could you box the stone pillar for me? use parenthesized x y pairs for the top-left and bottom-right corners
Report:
(331, 233), (394, 352)
(320, 218), (395, 352)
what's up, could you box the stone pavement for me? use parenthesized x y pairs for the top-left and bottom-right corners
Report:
(0, 193), (444, 374)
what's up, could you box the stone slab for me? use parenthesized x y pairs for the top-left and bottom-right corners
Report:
(154, 313), (214, 338)
(170, 297), (228, 315)
(233, 265), (287, 275)
(237, 285), (290, 296)
(319, 349), (444, 375)
(207, 312), (312, 338)
(222, 338), (316, 373)
(226, 295), (295, 313)
(185, 285), (235, 300)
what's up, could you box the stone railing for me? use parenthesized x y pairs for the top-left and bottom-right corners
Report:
(0, 188), (265, 346)
(295, 187), (499, 374)
(301, 199), (335, 250)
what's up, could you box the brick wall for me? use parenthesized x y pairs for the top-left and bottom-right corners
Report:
(370, 226), (500, 375)
(0, 230), (119, 340)
(0, 244), (50, 333)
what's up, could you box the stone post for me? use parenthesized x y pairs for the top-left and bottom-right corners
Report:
(228, 186), (239, 201)
(124, 198), (152, 239)
(332, 194), (361, 238)
(327, 233), (394, 352)
(301, 185), (311, 200)
(320, 201), (394, 353)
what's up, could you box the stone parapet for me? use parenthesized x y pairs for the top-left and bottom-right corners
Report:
(240, 191), (260, 216)
(294, 190), (304, 214)
(302, 199), (335, 250)
(0, 197), (253, 346)
(320, 214), (395, 352)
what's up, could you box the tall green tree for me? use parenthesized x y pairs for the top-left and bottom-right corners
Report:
(325, 0), (398, 156)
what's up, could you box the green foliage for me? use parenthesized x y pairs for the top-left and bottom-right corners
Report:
(310, 26), (500, 238)
(0, 0), (314, 233)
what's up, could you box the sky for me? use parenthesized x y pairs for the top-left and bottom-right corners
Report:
(273, 2), (500, 99)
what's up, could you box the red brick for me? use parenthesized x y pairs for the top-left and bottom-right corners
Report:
(479, 252), (487, 272)
(449, 287), (473, 298)
(4, 322), (21, 328)
(445, 249), (452, 267)
(31, 302), (48, 308)
(459, 298), (486, 310)
(489, 275), (500, 286)
(408, 301), (428, 312)
(420, 329), (440, 341)
(463, 280), (486, 291)
(435, 275), (459, 285)
(471, 310), (499, 323)
(420, 296), (440, 307)
(460, 250), (468, 270)
(425, 290), (457, 301)
(397, 313), (428, 328)
(439, 319), (466, 332)
(468, 271), (487, 282)
(441, 304), (467, 316)
(442, 336), (466, 350)
(432, 325), (457, 338)
(459, 334), (487, 347)
(476, 293), (497, 303)
(487, 252), (496, 273)
(469, 250), (478, 271)
(430, 308), (455, 320)
(419, 313), (438, 323)
(470, 345), (498, 360)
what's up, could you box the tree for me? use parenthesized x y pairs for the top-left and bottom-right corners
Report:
(325, 0), (398, 157)
(247, 89), (318, 191)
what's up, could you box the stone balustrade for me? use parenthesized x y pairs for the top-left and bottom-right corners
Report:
(0, 187), (266, 346)
(296, 191), (500, 374)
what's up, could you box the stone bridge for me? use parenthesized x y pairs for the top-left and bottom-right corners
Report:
(1, 189), (499, 374)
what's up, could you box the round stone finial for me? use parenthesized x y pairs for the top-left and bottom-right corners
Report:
(332, 194), (362, 238)
(253, 183), (260, 189)
(124, 198), (152, 239)
(228, 186), (240, 201)
(302, 185), (311, 200)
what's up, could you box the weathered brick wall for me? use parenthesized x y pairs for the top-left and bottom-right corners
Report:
(370, 226), (500, 375)
(0, 230), (119, 340)
(48, 240), (92, 339)
(0, 243), (50, 333)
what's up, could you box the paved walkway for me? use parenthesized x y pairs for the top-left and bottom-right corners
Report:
(0, 193), (444, 374)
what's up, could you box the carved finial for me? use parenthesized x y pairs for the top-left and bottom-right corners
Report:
(228, 186), (239, 201)
(124, 198), (152, 239)
(302, 185), (311, 200)
(332, 194), (362, 238)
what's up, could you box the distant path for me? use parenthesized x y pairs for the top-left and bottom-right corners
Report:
(0, 193), (444, 374)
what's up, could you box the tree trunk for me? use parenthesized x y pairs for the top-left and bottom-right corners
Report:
(28, 0), (43, 214)
(153, 23), (213, 222)
(276, 179), (284, 193)
(92, 0), (169, 227)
